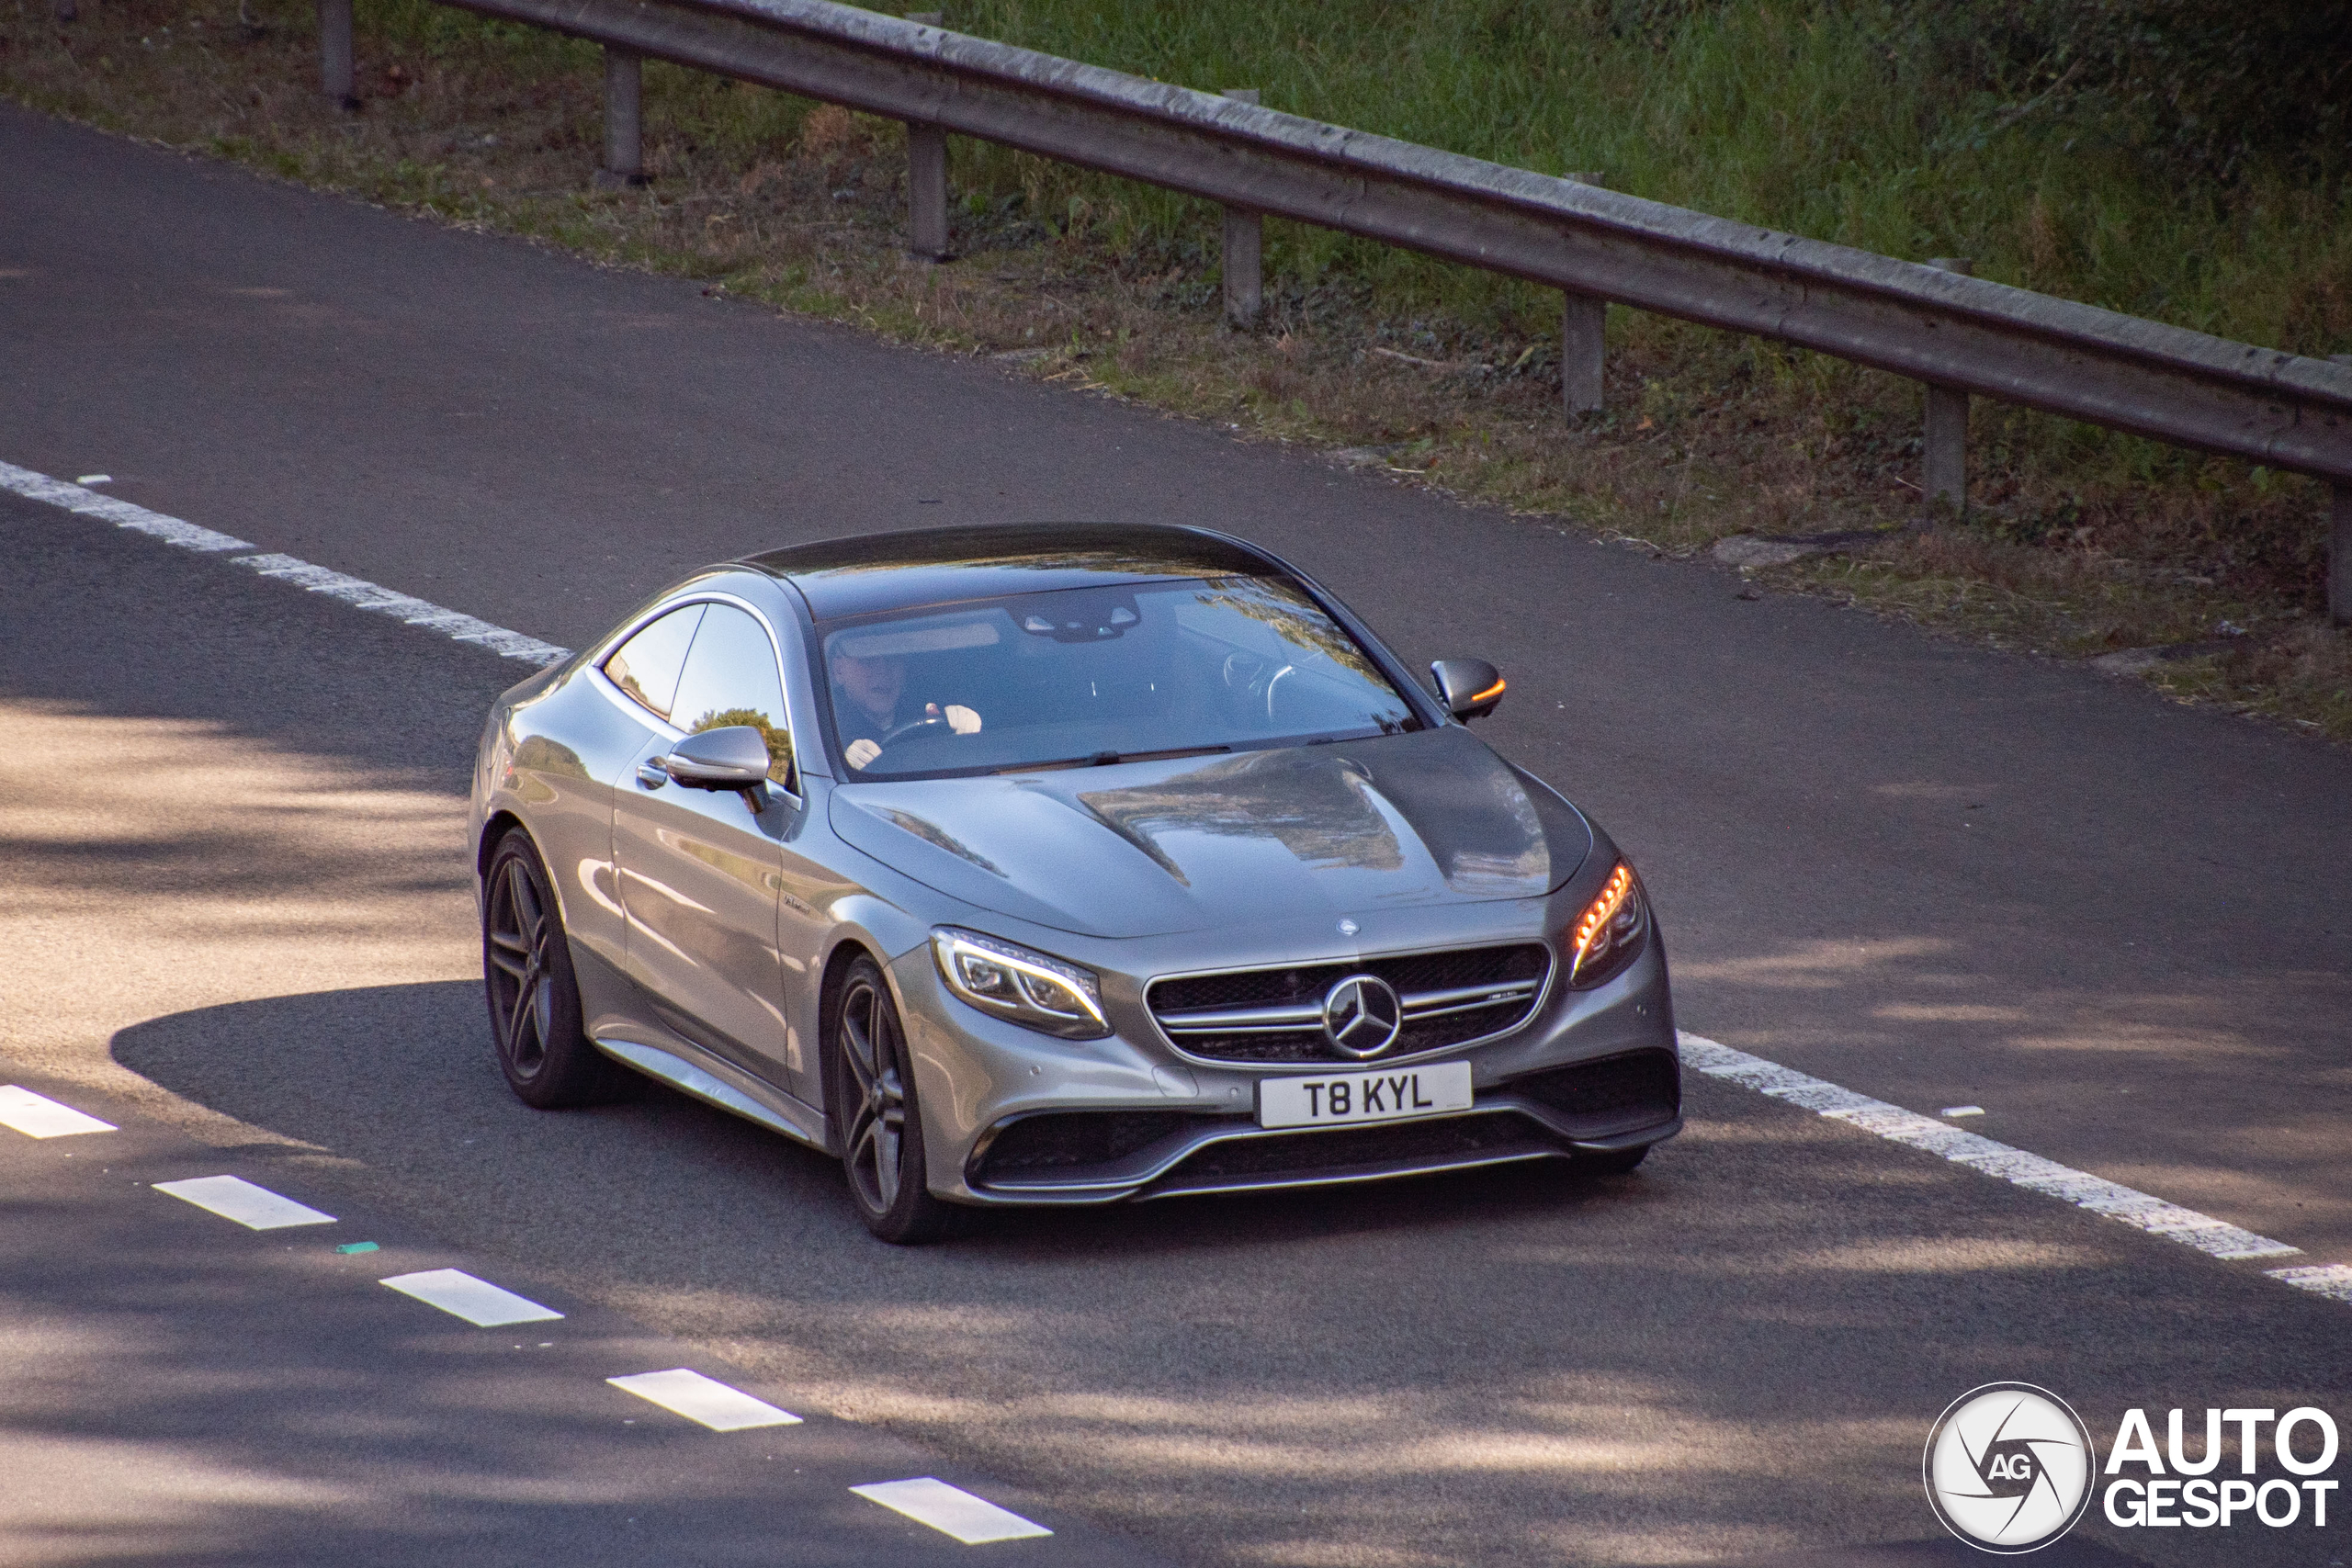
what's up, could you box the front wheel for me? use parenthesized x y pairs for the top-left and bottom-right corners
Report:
(482, 829), (628, 1109)
(1579, 1144), (1650, 1176)
(830, 956), (955, 1244)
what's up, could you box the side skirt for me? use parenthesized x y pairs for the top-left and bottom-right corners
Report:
(571, 938), (831, 1152)
(592, 1034), (830, 1152)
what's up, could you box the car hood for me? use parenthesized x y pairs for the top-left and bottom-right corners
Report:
(827, 727), (1591, 939)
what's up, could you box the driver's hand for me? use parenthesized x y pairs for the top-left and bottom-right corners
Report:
(940, 704), (982, 735)
(844, 738), (882, 770)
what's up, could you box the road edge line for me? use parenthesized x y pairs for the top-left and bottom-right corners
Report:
(2, 459), (570, 666)
(1677, 1032), (2306, 1268)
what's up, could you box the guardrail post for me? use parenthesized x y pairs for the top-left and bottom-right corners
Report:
(1221, 89), (1262, 330)
(902, 13), (950, 258)
(1561, 173), (1606, 414)
(1920, 257), (1973, 523)
(2333, 481), (2352, 628)
(2334, 359), (2352, 627)
(596, 46), (645, 186)
(906, 124), (948, 257)
(318, 0), (356, 107)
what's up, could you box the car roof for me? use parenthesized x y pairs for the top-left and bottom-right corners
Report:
(741, 523), (1283, 621)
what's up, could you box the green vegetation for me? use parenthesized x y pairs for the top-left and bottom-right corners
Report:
(2, 0), (2346, 735)
(928, 0), (2352, 349)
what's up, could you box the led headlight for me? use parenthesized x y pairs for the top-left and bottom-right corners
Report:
(1566, 861), (1648, 988)
(931, 927), (1111, 1040)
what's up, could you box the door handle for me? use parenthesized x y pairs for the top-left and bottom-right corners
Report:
(636, 759), (670, 789)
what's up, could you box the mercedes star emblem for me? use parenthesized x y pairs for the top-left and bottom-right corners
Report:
(1321, 974), (1403, 1059)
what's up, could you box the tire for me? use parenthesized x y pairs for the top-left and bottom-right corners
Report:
(482, 829), (628, 1109)
(830, 956), (956, 1244)
(1581, 1144), (1650, 1176)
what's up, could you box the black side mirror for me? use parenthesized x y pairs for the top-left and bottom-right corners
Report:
(665, 726), (773, 790)
(1430, 659), (1505, 720)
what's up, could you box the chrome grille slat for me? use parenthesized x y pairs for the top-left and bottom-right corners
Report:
(1147, 942), (1554, 1065)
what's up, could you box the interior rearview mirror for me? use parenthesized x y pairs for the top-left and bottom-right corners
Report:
(665, 726), (774, 791)
(1430, 659), (1505, 720)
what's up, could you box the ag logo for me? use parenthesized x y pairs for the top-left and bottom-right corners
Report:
(1924, 1382), (2097, 1553)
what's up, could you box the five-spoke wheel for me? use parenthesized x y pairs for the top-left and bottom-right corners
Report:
(830, 956), (954, 1243)
(483, 829), (623, 1108)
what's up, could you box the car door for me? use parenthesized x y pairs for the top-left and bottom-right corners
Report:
(611, 601), (809, 1100)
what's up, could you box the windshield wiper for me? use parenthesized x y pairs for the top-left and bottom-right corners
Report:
(996, 744), (1232, 774)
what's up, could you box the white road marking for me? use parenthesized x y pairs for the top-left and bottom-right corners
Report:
(607, 1369), (803, 1431)
(0, 460), (254, 551)
(74, 473), (111, 485)
(2267, 1265), (2352, 1305)
(232, 554), (569, 664)
(1940, 1105), (1985, 1118)
(1, 459), (570, 666)
(1679, 1033), (2301, 1263)
(851, 1478), (1053, 1544)
(153, 1175), (336, 1230)
(379, 1268), (564, 1326)
(0, 1085), (116, 1139)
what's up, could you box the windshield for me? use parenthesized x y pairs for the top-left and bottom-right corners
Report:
(819, 575), (1422, 779)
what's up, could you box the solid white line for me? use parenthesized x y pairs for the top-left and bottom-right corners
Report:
(0, 461), (254, 552)
(851, 1478), (1053, 1544)
(1678, 1032), (2301, 1263)
(153, 1174), (336, 1230)
(2267, 1265), (2352, 1305)
(232, 554), (570, 664)
(607, 1369), (803, 1431)
(0, 459), (571, 666)
(379, 1268), (565, 1326)
(0, 1085), (116, 1139)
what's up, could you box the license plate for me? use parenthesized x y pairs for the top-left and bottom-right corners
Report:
(1256, 1061), (1474, 1130)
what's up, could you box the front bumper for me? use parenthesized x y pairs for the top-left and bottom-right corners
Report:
(890, 914), (1680, 1207)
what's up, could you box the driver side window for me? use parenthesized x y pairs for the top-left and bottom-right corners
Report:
(670, 604), (797, 790)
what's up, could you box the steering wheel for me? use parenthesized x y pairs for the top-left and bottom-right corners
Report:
(876, 714), (949, 750)
(1220, 651), (1295, 722)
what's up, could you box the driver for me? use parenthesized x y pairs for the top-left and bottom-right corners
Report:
(831, 650), (981, 770)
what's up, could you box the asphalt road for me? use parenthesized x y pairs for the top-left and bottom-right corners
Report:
(3, 103), (2347, 1566)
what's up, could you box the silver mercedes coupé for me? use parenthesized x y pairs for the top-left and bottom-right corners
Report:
(469, 525), (1679, 1241)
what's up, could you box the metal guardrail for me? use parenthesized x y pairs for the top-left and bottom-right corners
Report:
(319, 0), (2352, 622)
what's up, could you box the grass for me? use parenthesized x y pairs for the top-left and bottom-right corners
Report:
(2, 0), (2347, 739)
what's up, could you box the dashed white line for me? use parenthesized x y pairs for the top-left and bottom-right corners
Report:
(0, 1085), (116, 1139)
(0, 459), (570, 666)
(608, 1369), (803, 1431)
(852, 1478), (1054, 1544)
(1678, 1032), (2301, 1263)
(153, 1174), (337, 1230)
(380, 1268), (565, 1326)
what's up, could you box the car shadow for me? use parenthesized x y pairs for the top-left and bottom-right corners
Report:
(109, 981), (1646, 1264)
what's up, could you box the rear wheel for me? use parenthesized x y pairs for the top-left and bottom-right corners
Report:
(483, 829), (627, 1109)
(831, 956), (955, 1244)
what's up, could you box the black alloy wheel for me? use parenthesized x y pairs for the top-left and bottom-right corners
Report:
(831, 956), (955, 1244)
(483, 829), (625, 1109)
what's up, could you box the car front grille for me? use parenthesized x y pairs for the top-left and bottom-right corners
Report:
(1504, 1048), (1680, 1138)
(1146, 942), (1553, 1064)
